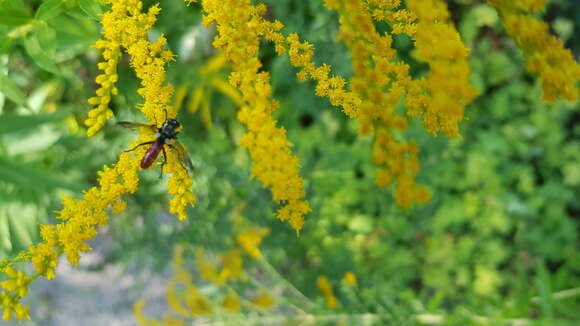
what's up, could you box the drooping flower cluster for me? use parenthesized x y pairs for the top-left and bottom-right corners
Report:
(134, 224), (274, 325)
(85, 0), (159, 136)
(191, 0), (476, 208)
(323, 0), (434, 207)
(407, 0), (478, 137)
(88, 0), (196, 219)
(487, 0), (580, 102)
(193, 0), (311, 231)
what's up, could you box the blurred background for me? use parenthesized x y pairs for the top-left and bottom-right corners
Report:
(0, 0), (579, 325)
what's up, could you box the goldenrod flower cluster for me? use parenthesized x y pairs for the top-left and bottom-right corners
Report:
(281, 35), (361, 119)
(88, 0), (195, 220)
(488, 0), (580, 102)
(135, 226), (273, 324)
(366, 0), (418, 35)
(2, 1), (196, 320)
(85, 0), (161, 136)
(407, 0), (478, 137)
(186, 0), (478, 211)
(0, 267), (30, 320)
(323, 0), (431, 207)
(194, 0), (311, 231)
(1, 152), (141, 320)
(236, 227), (270, 258)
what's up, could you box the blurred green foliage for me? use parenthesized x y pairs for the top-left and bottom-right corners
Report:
(0, 0), (578, 324)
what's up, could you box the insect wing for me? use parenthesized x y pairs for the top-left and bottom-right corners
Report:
(118, 121), (157, 132)
(173, 141), (194, 172)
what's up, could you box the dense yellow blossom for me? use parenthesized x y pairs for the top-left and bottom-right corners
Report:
(85, 0), (160, 136)
(317, 275), (337, 309)
(325, 0), (431, 207)
(280, 34), (361, 118)
(190, 0), (471, 209)
(88, 0), (196, 219)
(406, 0), (478, 137)
(488, 0), (580, 102)
(196, 0), (310, 231)
(365, 0), (418, 35)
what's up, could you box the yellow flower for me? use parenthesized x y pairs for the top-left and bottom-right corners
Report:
(487, 0), (580, 102)
(406, 0), (477, 137)
(317, 275), (337, 309)
(251, 291), (274, 309)
(89, 0), (196, 221)
(236, 228), (270, 258)
(198, 0), (311, 231)
(222, 292), (241, 312)
(325, 1), (433, 208)
(343, 271), (357, 287)
(218, 249), (243, 283)
(85, 0), (164, 136)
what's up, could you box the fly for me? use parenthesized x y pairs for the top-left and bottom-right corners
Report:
(119, 115), (193, 177)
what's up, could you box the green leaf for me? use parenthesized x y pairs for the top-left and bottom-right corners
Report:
(6, 203), (36, 248)
(0, 74), (28, 107)
(0, 36), (13, 54)
(36, 24), (57, 59)
(35, 0), (65, 21)
(0, 213), (12, 252)
(0, 9), (31, 27)
(0, 156), (81, 192)
(536, 261), (554, 318)
(77, 0), (103, 20)
(23, 35), (59, 74)
(0, 112), (67, 135)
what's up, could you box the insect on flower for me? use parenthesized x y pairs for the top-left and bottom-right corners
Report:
(119, 113), (194, 177)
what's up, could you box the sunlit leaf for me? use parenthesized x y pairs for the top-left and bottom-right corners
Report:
(0, 156), (81, 192)
(23, 34), (59, 74)
(0, 74), (28, 107)
(0, 112), (67, 135)
(0, 9), (31, 27)
(35, 0), (65, 21)
(77, 0), (103, 20)
(36, 24), (57, 59)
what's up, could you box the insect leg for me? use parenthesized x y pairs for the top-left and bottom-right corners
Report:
(125, 141), (155, 153)
(159, 146), (168, 179)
